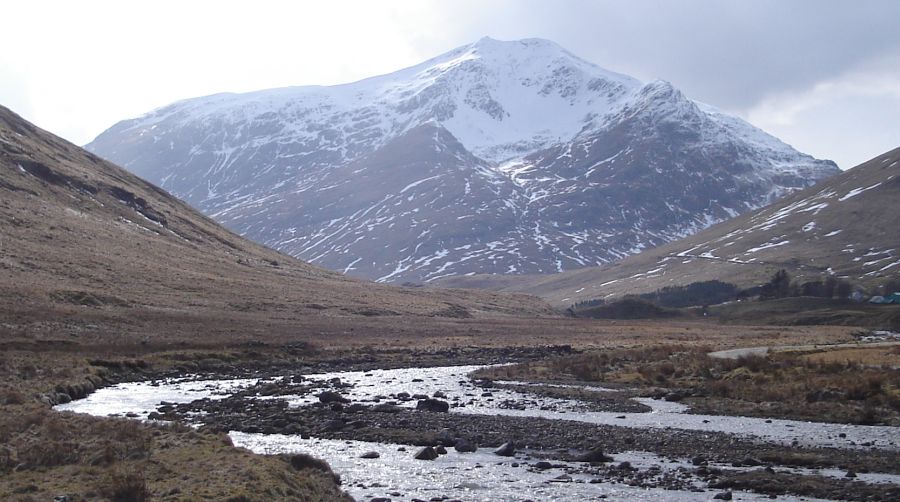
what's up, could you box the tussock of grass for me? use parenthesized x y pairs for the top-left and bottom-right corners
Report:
(99, 466), (150, 502)
(0, 405), (152, 473)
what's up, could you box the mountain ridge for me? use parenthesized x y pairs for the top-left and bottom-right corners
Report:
(87, 37), (839, 283)
(436, 147), (900, 307)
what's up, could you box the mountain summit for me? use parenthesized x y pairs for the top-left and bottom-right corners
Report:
(87, 37), (839, 283)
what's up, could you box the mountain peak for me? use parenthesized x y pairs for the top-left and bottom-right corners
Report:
(453, 37), (626, 81)
(469, 36), (563, 52)
(86, 39), (839, 284)
(642, 79), (677, 94)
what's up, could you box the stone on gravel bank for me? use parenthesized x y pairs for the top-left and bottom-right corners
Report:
(576, 446), (613, 463)
(318, 391), (350, 404)
(416, 398), (450, 412)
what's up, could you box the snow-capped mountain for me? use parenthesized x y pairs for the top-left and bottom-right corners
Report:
(87, 37), (839, 283)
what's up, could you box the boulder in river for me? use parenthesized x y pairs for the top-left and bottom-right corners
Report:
(360, 451), (380, 459)
(416, 398), (450, 412)
(414, 446), (439, 461)
(454, 438), (477, 453)
(664, 391), (688, 402)
(494, 442), (516, 457)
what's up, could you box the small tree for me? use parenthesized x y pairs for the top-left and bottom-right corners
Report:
(760, 269), (792, 300)
(835, 279), (852, 299)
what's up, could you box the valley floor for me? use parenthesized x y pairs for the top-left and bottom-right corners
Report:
(1, 318), (897, 501)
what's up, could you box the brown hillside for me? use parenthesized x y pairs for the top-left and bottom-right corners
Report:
(0, 105), (554, 344)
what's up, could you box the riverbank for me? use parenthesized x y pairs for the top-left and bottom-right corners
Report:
(1, 320), (889, 501)
(60, 351), (900, 501)
(0, 348), (354, 501)
(477, 341), (900, 426)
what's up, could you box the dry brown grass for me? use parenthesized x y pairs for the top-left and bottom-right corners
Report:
(0, 402), (353, 501)
(0, 404), (152, 473)
(799, 345), (900, 366)
(482, 344), (900, 425)
(98, 466), (150, 502)
(0, 346), (353, 501)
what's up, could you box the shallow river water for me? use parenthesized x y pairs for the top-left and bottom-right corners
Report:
(57, 364), (899, 501)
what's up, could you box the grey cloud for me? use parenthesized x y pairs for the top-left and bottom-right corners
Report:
(425, 0), (900, 109)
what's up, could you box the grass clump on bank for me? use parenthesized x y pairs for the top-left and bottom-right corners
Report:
(0, 349), (351, 502)
(480, 344), (900, 425)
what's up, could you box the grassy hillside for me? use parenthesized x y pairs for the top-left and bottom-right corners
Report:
(0, 105), (555, 348)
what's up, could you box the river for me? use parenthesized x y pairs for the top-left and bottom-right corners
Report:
(56, 364), (899, 501)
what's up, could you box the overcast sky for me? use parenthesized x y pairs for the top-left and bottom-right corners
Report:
(2, 0), (898, 169)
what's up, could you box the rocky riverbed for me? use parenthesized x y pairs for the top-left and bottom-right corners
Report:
(58, 359), (900, 501)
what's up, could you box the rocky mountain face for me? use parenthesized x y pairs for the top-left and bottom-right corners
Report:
(87, 37), (839, 283)
(438, 147), (900, 307)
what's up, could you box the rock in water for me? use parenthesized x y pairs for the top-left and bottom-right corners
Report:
(360, 451), (380, 459)
(494, 442), (516, 457)
(414, 446), (439, 461)
(454, 438), (477, 453)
